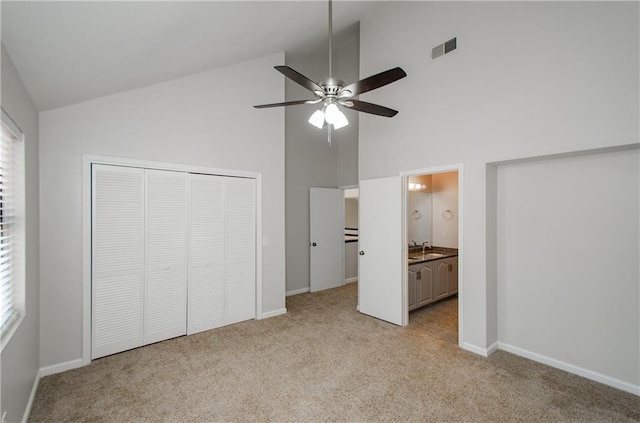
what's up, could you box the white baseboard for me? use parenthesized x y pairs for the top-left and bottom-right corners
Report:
(486, 341), (499, 356)
(259, 308), (287, 319)
(39, 358), (85, 377)
(21, 358), (87, 422)
(285, 287), (309, 297)
(461, 342), (493, 357)
(344, 277), (358, 284)
(498, 342), (640, 396)
(21, 369), (41, 423)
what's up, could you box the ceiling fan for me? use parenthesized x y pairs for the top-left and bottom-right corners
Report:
(254, 0), (407, 144)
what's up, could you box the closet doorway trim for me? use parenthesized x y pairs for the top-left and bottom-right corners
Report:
(81, 154), (263, 366)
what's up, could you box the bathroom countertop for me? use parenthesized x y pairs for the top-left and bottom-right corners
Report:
(407, 247), (458, 264)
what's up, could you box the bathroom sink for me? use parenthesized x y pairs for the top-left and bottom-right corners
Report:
(408, 252), (446, 262)
(422, 252), (446, 259)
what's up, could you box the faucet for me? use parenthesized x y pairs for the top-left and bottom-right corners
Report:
(410, 240), (417, 248)
(422, 241), (431, 254)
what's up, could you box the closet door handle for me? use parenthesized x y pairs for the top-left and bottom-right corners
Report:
(311, 242), (317, 247)
(359, 251), (365, 256)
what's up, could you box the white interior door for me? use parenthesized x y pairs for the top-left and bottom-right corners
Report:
(224, 177), (256, 324)
(144, 169), (188, 344)
(358, 176), (405, 326)
(310, 187), (344, 292)
(188, 174), (256, 331)
(187, 173), (226, 334)
(92, 164), (145, 359)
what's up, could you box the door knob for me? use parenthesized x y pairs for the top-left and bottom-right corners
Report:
(359, 251), (365, 255)
(312, 242), (317, 247)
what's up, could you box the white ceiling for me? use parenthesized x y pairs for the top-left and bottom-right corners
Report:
(1, 1), (376, 111)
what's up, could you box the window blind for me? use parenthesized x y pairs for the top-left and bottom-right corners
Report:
(0, 120), (17, 331)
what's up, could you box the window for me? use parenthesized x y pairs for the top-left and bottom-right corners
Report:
(0, 111), (25, 349)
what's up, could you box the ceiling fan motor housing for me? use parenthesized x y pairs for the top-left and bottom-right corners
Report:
(319, 77), (346, 97)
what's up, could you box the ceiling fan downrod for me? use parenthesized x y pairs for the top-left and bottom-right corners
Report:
(328, 0), (333, 78)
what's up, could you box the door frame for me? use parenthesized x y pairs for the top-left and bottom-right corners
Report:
(81, 154), (263, 366)
(340, 185), (359, 287)
(400, 163), (464, 347)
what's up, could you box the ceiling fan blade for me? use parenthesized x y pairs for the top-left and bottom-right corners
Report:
(343, 99), (399, 117)
(275, 66), (324, 93)
(340, 67), (407, 97)
(253, 99), (316, 109)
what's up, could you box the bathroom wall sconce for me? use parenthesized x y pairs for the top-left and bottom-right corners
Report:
(442, 209), (454, 220)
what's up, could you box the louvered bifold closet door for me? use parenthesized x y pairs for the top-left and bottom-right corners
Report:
(144, 169), (188, 344)
(187, 174), (226, 335)
(225, 177), (256, 324)
(92, 165), (145, 359)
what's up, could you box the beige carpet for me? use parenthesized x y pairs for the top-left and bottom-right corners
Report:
(29, 283), (639, 422)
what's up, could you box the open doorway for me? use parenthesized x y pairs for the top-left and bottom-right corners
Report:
(405, 170), (460, 344)
(357, 169), (461, 330)
(344, 188), (359, 285)
(308, 186), (359, 294)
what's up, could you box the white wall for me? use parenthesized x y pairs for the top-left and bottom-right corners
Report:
(285, 25), (359, 295)
(358, 1), (639, 390)
(344, 242), (358, 282)
(39, 53), (286, 369)
(497, 148), (639, 389)
(0, 45), (40, 423)
(345, 197), (358, 229)
(335, 26), (360, 189)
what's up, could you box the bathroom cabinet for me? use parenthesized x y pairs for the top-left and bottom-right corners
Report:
(408, 256), (457, 311)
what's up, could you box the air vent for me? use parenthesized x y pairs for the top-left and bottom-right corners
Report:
(444, 37), (457, 54)
(431, 37), (457, 59)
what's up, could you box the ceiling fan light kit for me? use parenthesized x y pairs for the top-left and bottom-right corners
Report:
(324, 103), (348, 127)
(308, 110), (326, 129)
(254, 0), (407, 144)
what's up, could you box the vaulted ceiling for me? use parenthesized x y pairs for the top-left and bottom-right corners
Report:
(1, 1), (375, 111)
